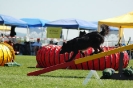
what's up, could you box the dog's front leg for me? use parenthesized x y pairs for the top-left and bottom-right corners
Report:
(90, 47), (99, 55)
(65, 51), (78, 62)
(98, 46), (103, 53)
(80, 51), (85, 57)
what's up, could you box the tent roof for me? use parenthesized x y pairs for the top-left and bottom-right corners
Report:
(45, 18), (97, 30)
(0, 17), (4, 24)
(98, 12), (133, 28)
(0, 14), (27, 27)
(20, 18), (49, 28)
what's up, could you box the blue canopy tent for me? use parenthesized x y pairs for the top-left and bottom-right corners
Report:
(0, 17), (4, 24)
(45, 18), (97, 30)
(20, 18), (49, 28)
(44, 18), (97, 40)
(19, 18), (49, 55)
(20, 18), (49, 41)
(0, 14), (27, 27)
(0, 14), (28, 37)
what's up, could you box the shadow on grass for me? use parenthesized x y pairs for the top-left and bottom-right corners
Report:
(40, 75), (85, 79)
(27, 67), (36, 68)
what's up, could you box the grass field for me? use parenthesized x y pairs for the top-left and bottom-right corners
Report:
(0, 55), (133, 88)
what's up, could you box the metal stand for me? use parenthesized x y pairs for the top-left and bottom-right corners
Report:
(101, 52), (133, 80)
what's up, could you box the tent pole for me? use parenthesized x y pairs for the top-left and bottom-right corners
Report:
(98, 23), (101, 32)
(118, 26), (123, 43)
(41, 27), (44, 43)
(66, 29), (69, 40)
(26, 26), (30, 41)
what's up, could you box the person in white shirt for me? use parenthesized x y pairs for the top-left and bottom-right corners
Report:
(32, 38), (42, 55)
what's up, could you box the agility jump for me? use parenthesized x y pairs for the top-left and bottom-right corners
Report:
(27, 44), (133, 76)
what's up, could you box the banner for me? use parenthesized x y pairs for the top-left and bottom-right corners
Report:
(47, 27), (62, 38)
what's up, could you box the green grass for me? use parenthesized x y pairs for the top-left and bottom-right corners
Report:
(0, 55), (133, 88)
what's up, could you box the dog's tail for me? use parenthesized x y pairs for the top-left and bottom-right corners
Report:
(100, 24), (110, 36)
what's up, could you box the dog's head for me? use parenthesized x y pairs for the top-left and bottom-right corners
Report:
(100, 24), (110, 36)
(60, 42), (67, 54)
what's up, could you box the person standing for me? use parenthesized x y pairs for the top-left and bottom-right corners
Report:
(32, 38), (42, 55)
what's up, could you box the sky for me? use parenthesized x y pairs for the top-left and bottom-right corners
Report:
(0, 0), (133, 40)
(0, 0), (133, 21)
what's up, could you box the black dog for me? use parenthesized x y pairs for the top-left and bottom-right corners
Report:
(60, 24), (110, 62)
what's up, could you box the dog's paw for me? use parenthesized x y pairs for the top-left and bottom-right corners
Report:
(65, 59), (73, 62)
(90, 53), (94, 56)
